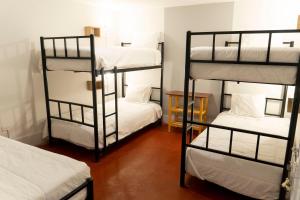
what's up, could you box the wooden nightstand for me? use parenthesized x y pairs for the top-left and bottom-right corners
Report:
(166, 90), (210, 133)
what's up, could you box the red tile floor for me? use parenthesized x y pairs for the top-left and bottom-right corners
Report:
(42, 125), (253, 200)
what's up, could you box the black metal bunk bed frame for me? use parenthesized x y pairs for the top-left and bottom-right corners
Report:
(40, 35), (164, 162)
(179, 29), (300, 199)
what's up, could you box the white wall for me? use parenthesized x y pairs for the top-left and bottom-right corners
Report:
(115, 6), (164, 102)
(0, 0), (107, 144)
(164, 2), (234, 118)
(0, 0), (165, 145)
(233, 0), (300, 31)
(1, 0), (299, 145)
(223, 0), (300, 118)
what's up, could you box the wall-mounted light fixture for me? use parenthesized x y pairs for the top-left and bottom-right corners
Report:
(297, 15), (300, 29)
(84, 26), (101, 37)
(87, 81), (102, 91)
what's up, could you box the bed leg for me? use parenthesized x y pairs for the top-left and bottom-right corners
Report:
(94, 149), (100, 162)
(180, 172), (185, 187)
(86, 178), (94, 200)
(159, 118), (163, 126)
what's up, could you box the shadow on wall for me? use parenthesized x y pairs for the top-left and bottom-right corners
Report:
(0, 39), (41, 142)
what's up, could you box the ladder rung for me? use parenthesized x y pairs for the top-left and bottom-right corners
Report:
(105, 112), (116, 118)
(106, 131), (117, 137)
(104, 92), (116, 96)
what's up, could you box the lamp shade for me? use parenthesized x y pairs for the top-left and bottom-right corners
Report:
(298, 15), (300, 29)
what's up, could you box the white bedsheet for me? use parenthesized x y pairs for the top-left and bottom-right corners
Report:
(0, 136), (90, 200)
(190, 46), (300, 84)
(45, 46), (161, 71)
(186, 112), (290, 199)
(45, 98), (162, 149)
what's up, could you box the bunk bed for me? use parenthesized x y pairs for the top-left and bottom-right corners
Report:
(0, 135), (93, 200)
(40, 35), (164, 161)
(180, 29), (300, 200)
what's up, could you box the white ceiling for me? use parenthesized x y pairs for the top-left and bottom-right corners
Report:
(87, 0), (235, 8)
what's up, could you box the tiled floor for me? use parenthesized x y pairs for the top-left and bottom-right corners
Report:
(42, 125), (252, 200)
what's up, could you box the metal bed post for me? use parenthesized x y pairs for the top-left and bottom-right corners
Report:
(121, 42), (126, 98)
(40, 37), (53, 144)
(180, 31), (192, 187)
(160, 42), (165, 124)
(121, 73), (125, 97)
(86, 178), (94, 200)
(114, 66), (119, 142)
(220, 81), (225, 112)
(101, 68), (107, 149)
(279, 57), (300, 199)
(189, 80), (195, 143)
(90, 35), (100, 161)
(281, 85), (288, 118)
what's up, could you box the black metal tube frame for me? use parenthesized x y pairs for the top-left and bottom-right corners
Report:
(180, 29), (300, 200)
(40, 35), (164, 162)
(60, 178), (93, 200)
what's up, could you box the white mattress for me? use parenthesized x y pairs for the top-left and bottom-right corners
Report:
(45, 98), (162, 149)
(190, 46), (300, 84)
(45, 46), (161, 71)
(0, 136), (90, 200)
(186, 112), (290, 199)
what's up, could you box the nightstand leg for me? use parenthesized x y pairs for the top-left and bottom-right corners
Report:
(168, 96), (172, 132)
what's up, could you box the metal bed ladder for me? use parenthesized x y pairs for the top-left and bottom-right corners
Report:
(101, 67), (119, 149)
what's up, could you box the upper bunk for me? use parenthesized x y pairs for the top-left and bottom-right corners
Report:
(186, 29), (300, 85)
(40, 35), (164, 75)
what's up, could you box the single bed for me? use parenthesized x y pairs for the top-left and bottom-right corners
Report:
(0, 135), (92, 200)
(186, 111), (290, 199)
(44, 98), (162, 149)
(190, 46), (300, 84)
(44, 46), (162, 71)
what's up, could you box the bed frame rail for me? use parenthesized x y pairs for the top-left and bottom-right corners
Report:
(43, 35), (92, 61)
(186, 120), (288, 168)
(49, 99), (94, 127)
(60, 178), (93, 200)
(190, 29), (300, 66)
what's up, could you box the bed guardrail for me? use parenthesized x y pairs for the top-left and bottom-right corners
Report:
(43, 35), (92, 61)
(189, 29), (300, 66)
(186, 120), (288, 168)
(49, 99), (94, 127)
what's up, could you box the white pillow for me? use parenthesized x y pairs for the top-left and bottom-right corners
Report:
(131, 32), (160, 49)
(230, 93), (265, 118)
(125, 85), (152, 103)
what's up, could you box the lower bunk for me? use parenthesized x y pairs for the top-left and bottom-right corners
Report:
(0, 135), (93, 200)
(45, 98), (162, 150)
(185, 111), (290, 199)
